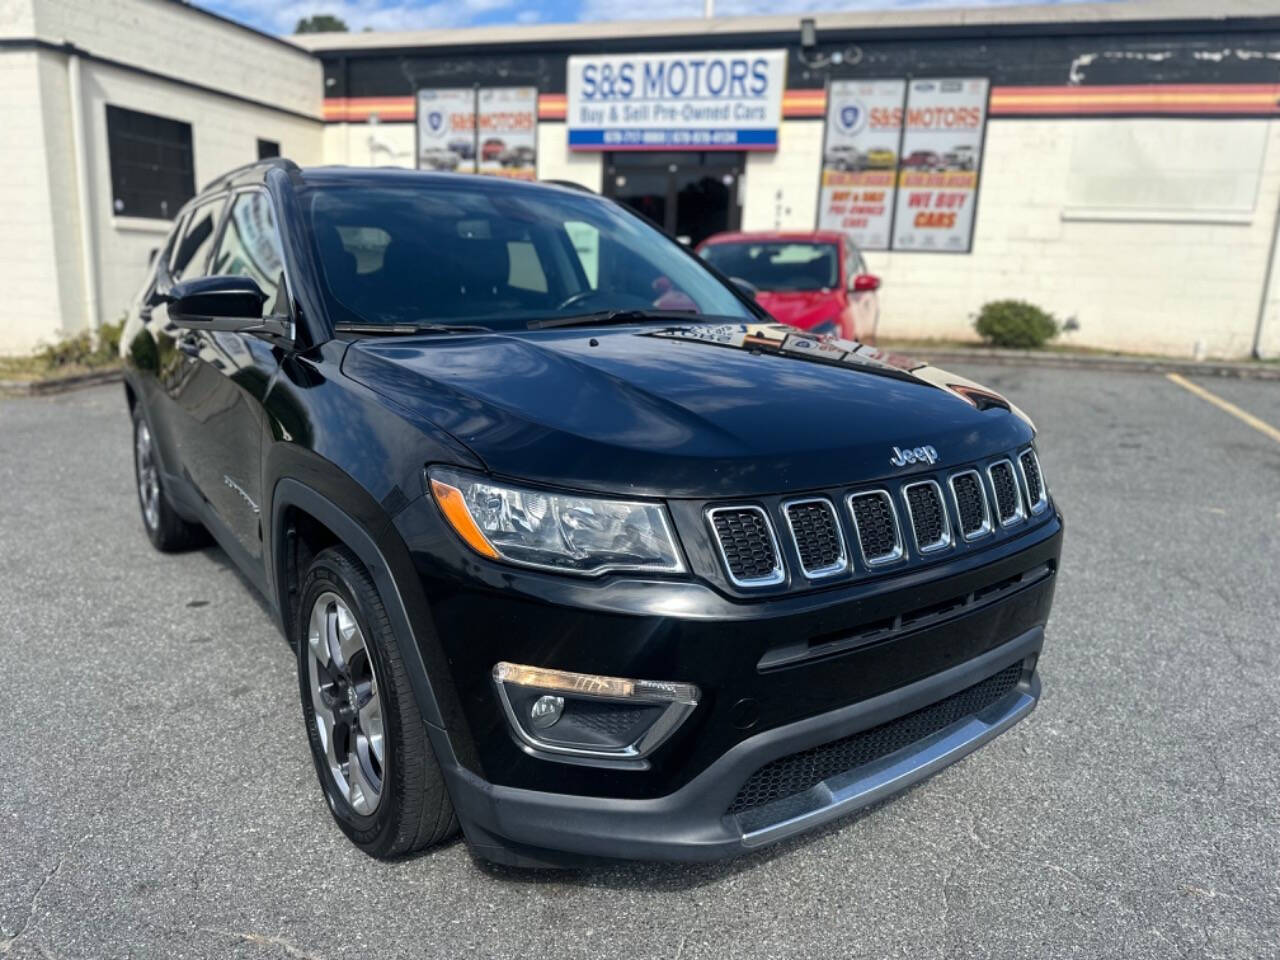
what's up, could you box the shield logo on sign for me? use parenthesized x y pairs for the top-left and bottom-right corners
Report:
(427, 111), (444, 132)
(840, 105), (860, 130)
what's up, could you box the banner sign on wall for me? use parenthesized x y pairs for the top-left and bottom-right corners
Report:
(815, 79), (907, 251)
(416, 87), (538, 177)
(890, 77), (990, 252)
(477, 87), (538, 180)
(565, 50), (786, 151)
(416, 88), (478, 173)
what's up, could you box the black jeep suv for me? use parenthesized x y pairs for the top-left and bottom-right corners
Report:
(122, 159), (1061, 867)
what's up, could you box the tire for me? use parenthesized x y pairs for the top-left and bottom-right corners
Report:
(131, 406), (207, 552)
(297, 545), (458, 858)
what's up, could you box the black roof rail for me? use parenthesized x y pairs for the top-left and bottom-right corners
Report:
(201, 157), (301, 192)
(540, 179), (597, 194)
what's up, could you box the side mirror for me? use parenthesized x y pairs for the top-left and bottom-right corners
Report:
(852, 273), (881, 293)
(161, 276), (287, 338)
(729, 276), (759, 301)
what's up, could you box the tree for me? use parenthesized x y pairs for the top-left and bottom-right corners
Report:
(295, 14), (349, 33)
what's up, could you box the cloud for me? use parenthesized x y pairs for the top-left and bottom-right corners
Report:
(211, 0), (522, 33)
(577, 0), (1104, 21)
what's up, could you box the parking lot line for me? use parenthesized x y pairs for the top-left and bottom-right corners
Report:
(1165, 372), (1280, 445)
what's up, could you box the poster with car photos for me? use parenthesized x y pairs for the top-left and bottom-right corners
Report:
(477, 87), (538, 180)
(416, 88), (478, 173)
(890, 77), (990, 253)
(816, 79), (906, 252)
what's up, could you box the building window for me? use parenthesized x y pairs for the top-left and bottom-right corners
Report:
(257, 138), (280, 159)
(105, 105), (195, 220)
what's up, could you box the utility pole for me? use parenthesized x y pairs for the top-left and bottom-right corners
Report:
(704, 0), (713, 17)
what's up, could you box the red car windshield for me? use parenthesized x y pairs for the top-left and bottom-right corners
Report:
(701, 242), (839, 292)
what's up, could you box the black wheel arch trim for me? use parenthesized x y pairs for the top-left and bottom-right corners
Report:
(268, 475), (477, 776)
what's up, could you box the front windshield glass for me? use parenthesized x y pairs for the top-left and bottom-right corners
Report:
(701, 242), (839, 292)
(302, 181), (754, 329)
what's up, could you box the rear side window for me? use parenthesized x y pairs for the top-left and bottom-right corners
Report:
(170, 198), (226, 280)
(210, 191), (287, 313)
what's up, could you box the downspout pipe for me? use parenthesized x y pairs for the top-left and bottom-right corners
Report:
(68, 52), (101, 342)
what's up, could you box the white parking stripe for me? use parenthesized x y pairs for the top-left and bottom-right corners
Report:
(1166, 373), (1280, 445)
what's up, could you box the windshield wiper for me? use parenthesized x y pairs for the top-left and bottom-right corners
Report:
(334, 322), (492, 336)
(527, 310), (709, 331)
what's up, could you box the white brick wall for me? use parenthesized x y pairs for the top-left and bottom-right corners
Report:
(741, 119), (823, 232)
(536, 123), (601, 191)
(0, 50), (66, 354)
(30, 0), (320, 118)
(0, 0), (325, 355)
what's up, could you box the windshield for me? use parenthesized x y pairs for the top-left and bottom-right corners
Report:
(701, 242), (839, 292)
(302, 181), (754, 330)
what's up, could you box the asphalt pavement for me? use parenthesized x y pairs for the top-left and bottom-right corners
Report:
(1, 364), (1277, 959)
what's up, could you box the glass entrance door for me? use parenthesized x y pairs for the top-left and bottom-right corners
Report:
(605, 152), (743, 247)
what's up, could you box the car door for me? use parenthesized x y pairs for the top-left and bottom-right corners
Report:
(148, 195), (228, 484)
(172, 188), (290, 563)
(845, 243), (881, 340)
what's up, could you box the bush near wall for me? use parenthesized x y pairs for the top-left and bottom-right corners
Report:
(974, 300), (1059, 349)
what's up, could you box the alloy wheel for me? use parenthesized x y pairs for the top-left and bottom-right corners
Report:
(307, 591), (385, 815)
(134, 420), (161, 531)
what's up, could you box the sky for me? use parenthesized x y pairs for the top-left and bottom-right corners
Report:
(200, 0), (1100, 36)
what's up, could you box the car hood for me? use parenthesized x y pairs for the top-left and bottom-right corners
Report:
(755, 290), (842, 328)
(341, 322), (1033, 498)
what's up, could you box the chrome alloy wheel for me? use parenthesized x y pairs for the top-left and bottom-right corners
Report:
(134, 420), (161, 531)
(307, 592), (385, 815)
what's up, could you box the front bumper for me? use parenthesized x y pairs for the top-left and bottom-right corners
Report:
(451, 626), (1041, 865)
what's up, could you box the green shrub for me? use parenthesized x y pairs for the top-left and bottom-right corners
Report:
(973, 300), (1058, 349)
(34, 316), (126, 369)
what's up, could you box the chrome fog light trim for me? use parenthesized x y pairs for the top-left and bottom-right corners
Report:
(492, 661), (700, 763)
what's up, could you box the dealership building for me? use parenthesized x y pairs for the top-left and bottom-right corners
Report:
(5, 0), (1280, 359)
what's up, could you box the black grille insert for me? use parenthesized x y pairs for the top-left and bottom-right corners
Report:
(989, 461), (1021, 524)
(904, 482), (949, 551)
(727, 663), (1025, 816)
(709, 508), (781, 584)
(951, 471), (988, 538)
(786, 500), (845, 576)
(1020, 451), (1044, 509)
(848, 492), (901, 564)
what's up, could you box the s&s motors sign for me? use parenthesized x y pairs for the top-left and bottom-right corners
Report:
(566, 50), (786, 151)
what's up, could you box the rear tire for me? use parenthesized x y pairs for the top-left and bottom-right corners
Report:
(131, 406), (206, 552)
(297, 545), (458, 858)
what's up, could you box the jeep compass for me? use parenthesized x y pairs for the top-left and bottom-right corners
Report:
(121, 160), (1061, 867)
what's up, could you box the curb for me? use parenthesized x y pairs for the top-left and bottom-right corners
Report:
(891, 347), (1280, 381)
(0, 368), (123, 397)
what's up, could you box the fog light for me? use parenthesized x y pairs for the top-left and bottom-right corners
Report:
(530, 695), (564, 729)
(492, 661), (700, 764)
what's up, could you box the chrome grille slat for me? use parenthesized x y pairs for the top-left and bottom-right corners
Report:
(948, 469), (992, 541)
(988, 459), (1025, 526)
(847, 490), (904, 567)
(1018, 448), (1048, 515)
(707, 506), (785, 587)
(783, 498), (847, 579)
(902, 480), (952, 554)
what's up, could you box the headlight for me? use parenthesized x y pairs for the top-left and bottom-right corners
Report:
(427, 466), (685, 576)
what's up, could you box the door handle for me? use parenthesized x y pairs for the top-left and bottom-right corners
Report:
(177, 334), (201, 358)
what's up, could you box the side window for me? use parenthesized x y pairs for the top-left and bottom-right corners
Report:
(210, 191), (287, 313)
(564, 221), (599, 289)
(507, 240), (548, 293)
(170, 198), (225, 280)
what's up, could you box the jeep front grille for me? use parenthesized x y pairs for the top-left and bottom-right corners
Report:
(847, 491), (904, 566)
(988, 460), (1024, 526)
(707, 506), (784, 586)
(902, 480), (951, 554)
(783, 498), (847, 578)
(949, 470), (991, 541)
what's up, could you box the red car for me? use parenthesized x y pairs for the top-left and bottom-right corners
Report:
(697, 230), (881, 340)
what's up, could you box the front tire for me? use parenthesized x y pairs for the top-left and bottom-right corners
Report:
(131, 407), (206, 552)
(297, 546), (458, 858)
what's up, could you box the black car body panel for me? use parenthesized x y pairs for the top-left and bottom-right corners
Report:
(121, 160), (1062, 866)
